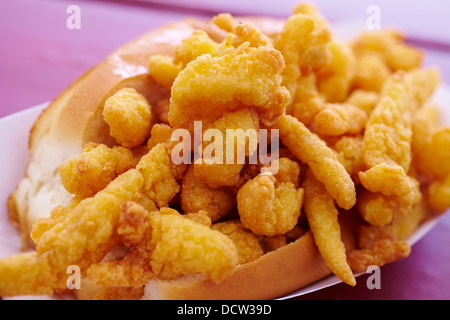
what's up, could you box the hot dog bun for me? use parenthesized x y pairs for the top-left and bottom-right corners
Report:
(76, 232), (331, 300)
(8, 16), (332, 299)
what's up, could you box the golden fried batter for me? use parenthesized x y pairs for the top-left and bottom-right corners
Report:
(194, 108), (259, 188)
(352, 29), (423, 71)
(313, 103), (367, 136)
(317, 41), (356, 102)
(272, 114), (356, 209)
(59, 143), (134, 198)
(103, 88), (152, 148)
(348, 239), (411, 273)
(237, 158), (303, 236)
(150, 208), (238, 283)
(181, 165), (235, 222)
(302, 169), (356, 286)
(169, 23), (290, 133)
(275, 11), (330, 109)
(211, 220), (263, 264)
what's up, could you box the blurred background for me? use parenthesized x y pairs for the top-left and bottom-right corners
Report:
(0, 0), (449, 300)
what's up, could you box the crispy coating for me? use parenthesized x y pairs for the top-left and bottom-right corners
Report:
(173, 30), (220, 69)
(411, 103), (450, 214)
(136, 144), (185, 208)
(103, 88), (152, 148)
(345, 89), (379, 115)
(317, 40), (356, 102)
(428, 174), (450, 213)
(415, 127), (450, 179)
(352, 54), (390, 93)
(184, 210), (212, 226)
(150, 208), (238, 283)
(3, 10), (449, 298)
(272, 114), (356, 209)
(211, 220), (263, 264)
(89, 203), (238, 287)
(332, 135), (365, 183)
(59, 143), (134, 198)
(148, 55), (182, 89)
(233, 22), (272, 48)
(313, 103), (367, 136)
(168, 24), (290, 133)
(290, 72), (325, 125)
(212, 13), (236, 33)
(406, 67), (441, 106)
(358, 200), (428, 249)
(357, 189), (395, 227)
(237, 158), (303, 236)
(359, 72), (430, 225)
(273, 157), (301, 186)
(275, 12), (330, 109)
(154, 98), (170, 124)
(362, 73), (413, 171)
(194, 108), (259, 188)
(292, 3), (329, 28)
(0, 142), (185, 296)
(358, 163), (412, 196)
(412, 103), (441, 160)
(147, 123), (174, 151)
(352, 29), (423, 71)
(357, 176), (422, 227)
(302, 169), (356, 286)
(0, 169), (143, 296)
(348, 239), (411, 273)
(181, 165), (235, 221)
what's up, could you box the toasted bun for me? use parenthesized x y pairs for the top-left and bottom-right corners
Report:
(76, 232), (331, 300)
(9, 16), (332, 299)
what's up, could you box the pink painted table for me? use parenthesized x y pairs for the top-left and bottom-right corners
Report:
(1, 0), (449, 300)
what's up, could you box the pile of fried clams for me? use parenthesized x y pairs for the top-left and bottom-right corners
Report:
(1, 3), (449, 299)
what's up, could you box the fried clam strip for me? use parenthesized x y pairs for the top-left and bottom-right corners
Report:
(0, 143), (185, 297)
(168, 23), (290, 133)
(357, 73), (417, 226)
(272, 114), (356, 210)
(361, 72), (413, 177)
(302, 169), (356, 286)
(87, 202), (238, 292)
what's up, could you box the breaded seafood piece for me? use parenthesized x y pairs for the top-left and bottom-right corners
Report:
(212, 220), (264, 264)
(237, 158), (303, 236)
(0, 143), (184, 297)
(272, 114), (356, 210)
(194, 108), (260, 188)
(168, 23), (290, 133)
(181, 165), (235, 222)
(59, 143), (134, 198)
(303, 169), (356, 286)
(348, 239), (411, 273)
(275, 11), (330, 110)
(103, 88), (152, 148)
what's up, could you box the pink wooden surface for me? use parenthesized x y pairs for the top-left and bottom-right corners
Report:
(0, 0), (450, 300)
